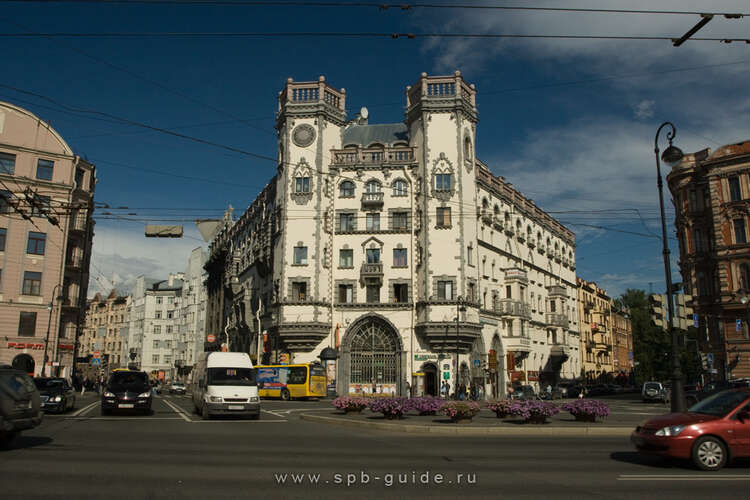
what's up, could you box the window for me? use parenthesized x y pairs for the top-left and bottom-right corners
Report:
(293, 246), (308, 265)
(27, 232), (46, 255)
(393, 248), (407, 267)
(154, 325), (161, 334)
(339, 181), (355, 197)
(338, 284), (353, 303)
(467, 243), (473, 266)
(366, 285), (380, 303)
(730, 176), (742, 202)
(166, 326), (172, 334)
(167, 311), (173, 319)
(0, 152), (15, 175)
(0, 228), (6, 251)
(22, 271), (42, 295)
(392, 179), (408, 197)
(339, 249), (353, 268)
(152, 354), (160, 364)
(168, 297), (174, 304)
(741, 263), (750, 290)
(693, 228), (704, 252)
(289, 366), (307, 384)
(436, 207), (451, 227)
(467, 282), (476, 302)
(506, 285), (512, 298)
(435, 173), (452, 191)
(437, 281), (453, 300)
(157, 297), (162, 304)
(31, 195), (50, 217)
(75, 168), (85, 187)
(295, 177), (310, 193)
(36, 159), (54, 181)
(292, 282), (307, 301)
(366, 213), (380, 231)
(735, 219), (747, 244)
(550, 300), (557, 312)
(393, 283), (408, 303)
(153, 340), (159, 349)
(392, 212), (408, 231)
(155, 311), (162, 319)
(18, 312), (37, 336)
(366, 248), (380, 264)
(0, 190), (10, 214)
(365, 180), (381, 193)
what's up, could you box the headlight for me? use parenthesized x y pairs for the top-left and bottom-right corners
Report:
(104, 391), (115, 398)
(138, 392), (152, 398)
(52, 395), (63, 402)
(249, 396), (259, 402)
(655, 425), (686, 436)
(209, 396), (223, 403)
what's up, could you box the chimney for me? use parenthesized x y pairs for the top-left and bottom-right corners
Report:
(168, 273), (175, 286)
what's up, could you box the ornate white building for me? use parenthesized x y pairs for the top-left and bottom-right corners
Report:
(206, 72), (580, 397)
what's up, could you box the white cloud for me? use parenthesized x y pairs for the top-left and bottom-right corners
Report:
(88, 223), (207, 297)
(633, 99), (655, 119)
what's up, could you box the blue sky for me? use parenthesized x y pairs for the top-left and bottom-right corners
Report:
(2, 0), (750, 298)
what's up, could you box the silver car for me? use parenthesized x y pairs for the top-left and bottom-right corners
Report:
(641, 381), (667, 402)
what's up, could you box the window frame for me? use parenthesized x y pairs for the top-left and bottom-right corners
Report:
(392, 212), (408, 231)
(435, 173), (452, 191)
(18, 311), (37, 336)
(366, 213), (380, 231)
(292, 281), (308, 301)
(735, 218), (747, 244)
(338, 284), (353, 303)
(339, 181), (355, 198)
(436, 207), (451, 228)
(27, 231), (47, 255)
(437, 281), (454, 301)
(366, 248), (380, 264)
(392, 179), (408, 197)
(338, 249), (353, 268)
(295, 176), (311, 194)
(36, 159), (54, 181)
(730, 176), (742, 202)
(22, 271), (42, 296)
(0, 227), (6, 252)
(393, 248), (407, 268)
(293, 246), (308, 265)
(0, 152), (15, 175)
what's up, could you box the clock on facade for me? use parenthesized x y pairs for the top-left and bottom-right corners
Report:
(292, 124), (316, 147)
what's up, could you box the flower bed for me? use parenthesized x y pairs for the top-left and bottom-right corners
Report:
(409, 396), (445, 416)
(561, 399), (610, 422)
(508, 400), (560, 424)
(369, 397), (410, 419)
(442, 401), (481, 422)
(486, 399), (513, 418)
(332, 396), (369, 414)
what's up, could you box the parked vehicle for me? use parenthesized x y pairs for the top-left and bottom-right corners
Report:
(631, 388), (750, 471)
(566, 385), (585, 398)
(101, 370), (153, 415)
(0, 366), (42, 446)
(34, 378), (76, 413)
(192, 352), (260, 420)
(509, 385), (537, 400)
(642, 381), (668, 403)
(257, 363), (326, 401)
(586, 384), (613, 397)
(556, 382), (576, 397)
(169, 381), (186, 395)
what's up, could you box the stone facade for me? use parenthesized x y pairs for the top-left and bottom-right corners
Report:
(577, 278), (615, 382)
(611, 305), (633, 378)
(205, 73), (580, 397)
(668, 140), (750, 380)
(79, 291), (128, 380)
(0, 101), (95, 378)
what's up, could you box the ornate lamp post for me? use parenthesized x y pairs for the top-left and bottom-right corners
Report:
(42, 284), (62, 377)
(454, 295), (466, 399)
(654, 121), (686, 413)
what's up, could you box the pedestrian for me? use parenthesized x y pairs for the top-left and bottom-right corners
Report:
(371, 378), (377, 395)
(470, 384), (477, 401)
(445, 381), (451, 399)
(546, 384), (552, 398)
(440, 381), (447, 398)
(458, 383), (466, 400)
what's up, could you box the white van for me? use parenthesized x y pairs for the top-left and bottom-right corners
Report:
(192, 352), (260, 420)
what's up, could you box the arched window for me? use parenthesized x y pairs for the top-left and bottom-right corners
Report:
(464, 136), (473, 160)
(482, 198), (489, 210)
(392, 179), (408, 197)
(339, 180), (355, 197)
(741, 263), (750, 290)
(365, 180), (382, 193)
(349, 317), (399, 386)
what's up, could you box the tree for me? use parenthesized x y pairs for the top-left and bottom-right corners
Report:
(619, 289), (670, 383)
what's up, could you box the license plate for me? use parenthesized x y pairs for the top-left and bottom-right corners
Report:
(228, 405), (243, 410)
(118, 403), (134, 408)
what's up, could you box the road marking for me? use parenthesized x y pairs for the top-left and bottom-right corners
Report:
(262, 409), (286, 418)
(71, 401), (98, 417)
(618, 474), (750, 481)
(66, 417), (185, 421)
(195, 419), (287, 423)
(162, 397), (193, 422)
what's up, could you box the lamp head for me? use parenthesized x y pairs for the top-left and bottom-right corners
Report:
(661, 144), (684, 166)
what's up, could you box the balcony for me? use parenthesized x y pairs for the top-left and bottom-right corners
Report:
(361, 192), (384, 210)
(538, 245), (546, 255)
(505, 336), (531, 353)
(527, 237), (536, 249)
(554, 252), (562, 263)
(546, 313), (569, 329)
(547, 284), (567, 298)
(492, 216), (504, 231)
(360, 262), (384, 286)
(480, 210), (493, 226)
(504, 268), (528, 284)
(550, 344), (570, 358)
(331, 146), (416, 166)
(495, 299), (531, 319)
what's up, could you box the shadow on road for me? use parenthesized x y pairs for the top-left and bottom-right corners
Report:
(610, 451), (683, 469)
(1, 435), (53, 452)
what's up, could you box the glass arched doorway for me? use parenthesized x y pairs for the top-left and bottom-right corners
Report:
(348, 316), (400, 395)
(12, 354), (35, 375)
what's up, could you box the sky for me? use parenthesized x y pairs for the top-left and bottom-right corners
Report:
(2, 0), (750, 299)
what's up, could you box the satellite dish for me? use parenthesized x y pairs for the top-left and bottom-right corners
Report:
(360, 107), (369, 120)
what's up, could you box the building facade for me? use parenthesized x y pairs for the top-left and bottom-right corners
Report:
(668, 141), (750, 380)
(205, 73), (580, 398)
(178, 247), (208, 372)
(79, 290), (128, 379)
(611, 305), (633, 382)
(0, 101), (95, 378)
(577, 278), (615, 382)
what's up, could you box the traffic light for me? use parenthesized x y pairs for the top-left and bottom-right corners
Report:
(649, 294), (665, 329)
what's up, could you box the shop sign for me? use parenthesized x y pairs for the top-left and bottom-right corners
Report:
(57, 344), (74, 351)
(414, 353), (439, 361)
(527, 370), (539, 382)
(505, 269), (527, 280)
(510, 371), (526, 382)
(7, 342), (44, 350)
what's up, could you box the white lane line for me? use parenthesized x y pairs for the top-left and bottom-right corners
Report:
(262, 409), (286, 418)
(162, 397), (193, 422)
(195, 420), (287, 423)
(71, 401), (98, 417)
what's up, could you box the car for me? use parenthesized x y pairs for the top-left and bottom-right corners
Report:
(101, 370), (153, 415)
(509, 385), (537, 400)
(642, 381), (668, 403)
(607, 384), (624, 394)
(556, 382), (577, 397)
(586, 384), (613, 397)
(631, 388), (750, 471)
(34, 377), (76, 413)
(0, 366), (42, 446)
(169, 381), (186, 395)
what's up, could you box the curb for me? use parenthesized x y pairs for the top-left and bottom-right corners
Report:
(300, 414), (633, 437)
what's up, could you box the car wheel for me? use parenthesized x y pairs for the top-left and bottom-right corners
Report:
(692, 436), (728, 471)
(201, 404), (211, 420)
(280, 389), (291, 401)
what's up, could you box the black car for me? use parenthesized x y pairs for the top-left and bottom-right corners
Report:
(34, 377), (76, 413)
(101, 370), (153, 415)
(0, 366), (42, 446)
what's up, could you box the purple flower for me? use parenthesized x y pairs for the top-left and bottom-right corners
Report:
(441, 401), (481, 419)
(332, 396), (369, 412)
(561, 399), (610, 418)
(369, 397), (410, 418)
(409, 397), (445, 414)
(506, 400), (559, 421)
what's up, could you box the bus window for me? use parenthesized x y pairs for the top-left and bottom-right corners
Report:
(288, 366), (307, 385)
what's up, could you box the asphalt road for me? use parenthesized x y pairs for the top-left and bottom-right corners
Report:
(2, 394), (749, 499)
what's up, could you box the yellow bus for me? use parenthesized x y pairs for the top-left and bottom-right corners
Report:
(257, 363), (326, 400)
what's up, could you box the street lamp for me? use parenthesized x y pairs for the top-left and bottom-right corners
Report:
(654, 121), (686, 413)
(42, 284), (62, 377)
(454, 295), (466, 399)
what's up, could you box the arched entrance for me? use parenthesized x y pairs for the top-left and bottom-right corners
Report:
(343, 315), (402, 396)
(12, 354), (35, 376)
(422, 362), (438, 396)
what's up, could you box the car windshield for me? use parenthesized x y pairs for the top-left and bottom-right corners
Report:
(644, 383), (661, 390)
(689, 390), (750, 416)
(34, 378), (65, 389)
(207, 367), (256, 386)
(109, 372), (148, 389)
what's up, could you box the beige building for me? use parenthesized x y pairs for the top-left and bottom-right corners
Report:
(577, 278), (615, 382)
(206, 73), (580, 398)
(0, 101), (95, 377)
(611, 305), (633, 380)
(79, 290), (128, 379)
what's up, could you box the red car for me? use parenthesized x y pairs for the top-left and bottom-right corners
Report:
(631, 388), (750, 471)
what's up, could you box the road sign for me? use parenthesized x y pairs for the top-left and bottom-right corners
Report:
(443, 372), (450, 380)
(693, 314), (699, 328)
(93, 350), (101, 359)
(207, 334), (216, 343)
(91, 358), (101, 366)
(737, 319), (743, 332)
(707, 353), (714, 366)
